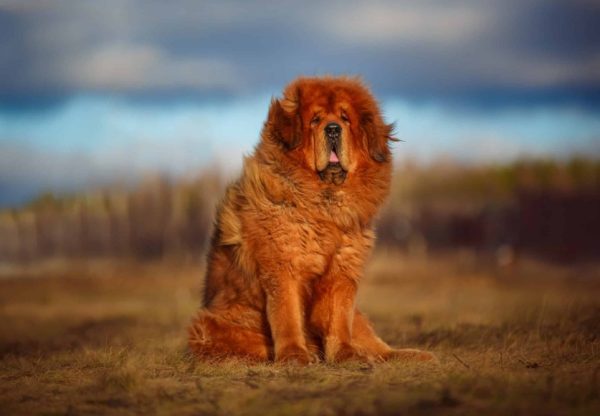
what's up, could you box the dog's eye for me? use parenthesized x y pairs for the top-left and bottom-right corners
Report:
(311, 115), (321, 125)
(341, 112), (350, 124)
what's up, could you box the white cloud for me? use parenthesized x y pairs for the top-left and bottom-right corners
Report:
(324, 2), (490, 45)
(66, 44), (240, 91)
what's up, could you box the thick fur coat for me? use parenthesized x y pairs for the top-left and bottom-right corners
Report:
(188, 76), (435, 364)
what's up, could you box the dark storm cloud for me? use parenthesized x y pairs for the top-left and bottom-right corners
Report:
(1, 0), (599, 107)
(508, 1), (600, 58)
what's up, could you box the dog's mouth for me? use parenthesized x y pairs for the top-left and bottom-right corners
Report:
(319, 145), (347, 185)
(325, 142), (345, 169)
(328, 147), (340, 164)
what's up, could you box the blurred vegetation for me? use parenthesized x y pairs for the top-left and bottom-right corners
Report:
(379, 157), (599, 262)
(0, 158), (598, 264)
(0, 172), (223, 262)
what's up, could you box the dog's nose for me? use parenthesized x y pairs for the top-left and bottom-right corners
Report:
(325, 122), (341, 138)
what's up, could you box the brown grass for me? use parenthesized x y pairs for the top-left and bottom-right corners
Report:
(0, 252), (599, 415)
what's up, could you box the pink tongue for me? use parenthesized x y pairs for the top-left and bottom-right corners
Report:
(329, 151), (339, 163)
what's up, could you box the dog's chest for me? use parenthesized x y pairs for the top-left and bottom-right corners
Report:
(277, 206), (356, 278)
(250, 186), (369, 278)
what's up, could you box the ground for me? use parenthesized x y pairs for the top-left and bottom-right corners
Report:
(0, 251), (598, 415)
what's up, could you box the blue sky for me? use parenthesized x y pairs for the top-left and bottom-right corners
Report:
(1, 0), (599, 206)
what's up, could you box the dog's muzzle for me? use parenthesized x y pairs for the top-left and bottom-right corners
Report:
(319, 122), (346, 185)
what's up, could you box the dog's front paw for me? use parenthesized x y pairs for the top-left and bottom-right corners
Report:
(276, 344), (315, 365)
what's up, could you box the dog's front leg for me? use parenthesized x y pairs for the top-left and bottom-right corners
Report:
(310, 273), (365, 363)
(309, 230), (375, 363)
(264, 275), (313, 365)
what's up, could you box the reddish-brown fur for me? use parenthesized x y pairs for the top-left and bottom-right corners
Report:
(188, 76), (436, 364)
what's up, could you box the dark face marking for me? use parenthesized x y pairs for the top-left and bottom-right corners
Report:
(318, 163), (347, 185)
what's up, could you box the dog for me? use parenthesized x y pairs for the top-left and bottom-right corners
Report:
(189, 76), (436, 364)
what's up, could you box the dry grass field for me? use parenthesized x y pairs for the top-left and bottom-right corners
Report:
(0, 251), (599, 415)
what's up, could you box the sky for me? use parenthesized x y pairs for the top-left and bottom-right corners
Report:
(1, 0), (599, 206)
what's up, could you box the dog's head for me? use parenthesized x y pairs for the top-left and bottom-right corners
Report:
(263, 76), (395, 185)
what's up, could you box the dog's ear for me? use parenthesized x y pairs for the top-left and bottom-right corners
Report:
(362, 113), (395, 163)
(264, 86), (302, 150)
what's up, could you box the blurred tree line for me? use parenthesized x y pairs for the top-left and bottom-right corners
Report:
(378, 158), (599, 263)
(0, 173), (222, 262)
(0, 158), (598, 264)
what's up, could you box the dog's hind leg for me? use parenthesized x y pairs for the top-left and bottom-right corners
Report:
(188, 308), (272, 361)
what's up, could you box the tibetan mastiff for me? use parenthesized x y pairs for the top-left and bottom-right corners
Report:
(188, 76), (435, 364)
